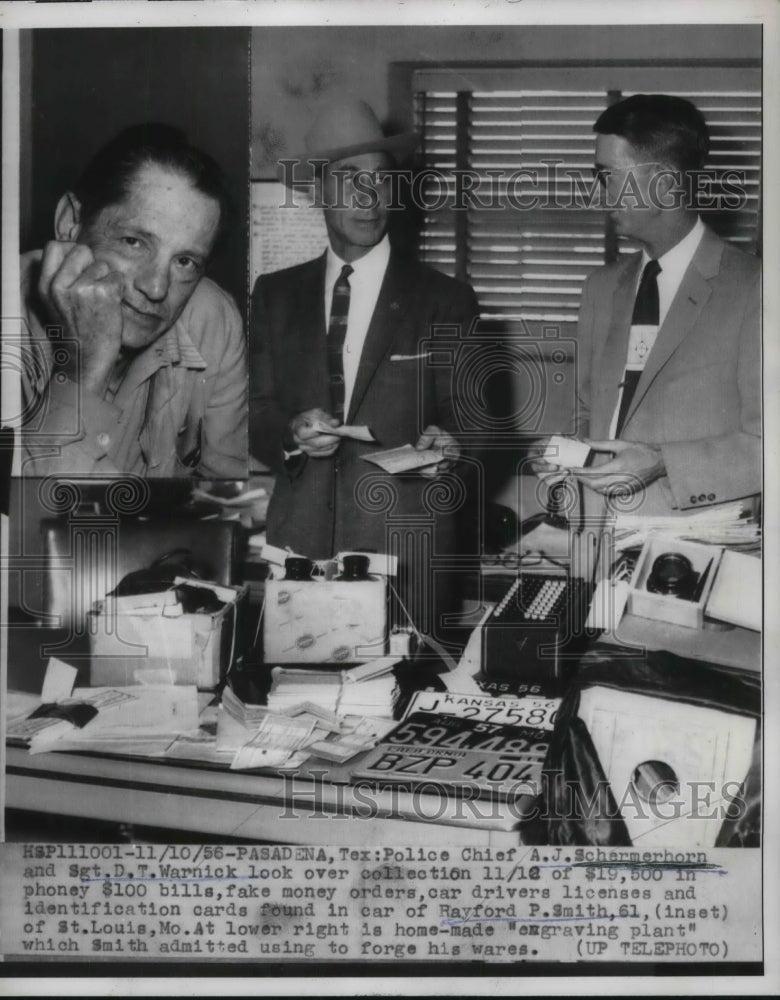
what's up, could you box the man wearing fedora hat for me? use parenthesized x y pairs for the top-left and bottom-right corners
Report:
(250, 98), (480, 641)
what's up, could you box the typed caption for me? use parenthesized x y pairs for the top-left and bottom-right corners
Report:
(0, 844), (761, 963)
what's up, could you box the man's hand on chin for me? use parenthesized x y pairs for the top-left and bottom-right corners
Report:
(38, 240), (124, 397)
(570, 439), (665, 495)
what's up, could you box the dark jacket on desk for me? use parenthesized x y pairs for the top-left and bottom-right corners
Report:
(250, 250), (479, 634)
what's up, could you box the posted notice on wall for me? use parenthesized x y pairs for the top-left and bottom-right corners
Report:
(251, 182), (329, 285)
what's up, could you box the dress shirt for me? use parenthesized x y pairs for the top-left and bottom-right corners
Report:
(324, 235), (391, 416)
(651, 214), (706, 327)
(608, 215), (706, 439)
(19, 250), (247, 477)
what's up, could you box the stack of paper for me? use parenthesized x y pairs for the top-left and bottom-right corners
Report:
(613, 503), (760, 552)
(216, 687), (388, 770)
(27, 685), (200, 755)
(230, 713), (318, 770)
(339, 674), (398, 717)
(308, 717), (399, 763)
(266, 669), (342, 713)
(267, 661), (400, 718)
(221, 684), (270, 727)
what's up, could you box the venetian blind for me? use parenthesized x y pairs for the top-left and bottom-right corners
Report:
(413, 66), (761, 323)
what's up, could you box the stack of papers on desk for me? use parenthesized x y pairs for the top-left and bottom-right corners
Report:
(216, 678), (401, 769)
(6, 658), (202, 755)
(216, 685), (338, 770)
(25, 686), (200, 755)
(229, 713), (318, 770)
(267, 669), (342, 713)
(307, 716), (398, 764)
(267, 661), (399, 718)
(613, 502), (760, 552)
(339, 674), (398, 716)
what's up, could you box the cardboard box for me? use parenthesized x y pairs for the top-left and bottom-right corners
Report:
(88, 584), (245, 690)
(628, 536), (722, 629)
(263, 577), (387, 664)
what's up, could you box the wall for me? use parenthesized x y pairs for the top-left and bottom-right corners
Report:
(25, 28), (250, 311)
(250, 23), (761, 175)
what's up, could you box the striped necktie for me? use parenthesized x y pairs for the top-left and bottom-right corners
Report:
(327, 263), (353, 421)
(615, 258), (661, 437)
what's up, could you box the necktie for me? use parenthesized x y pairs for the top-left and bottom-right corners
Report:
(327, 263), (353, 421)
(615, 258), (661, 437)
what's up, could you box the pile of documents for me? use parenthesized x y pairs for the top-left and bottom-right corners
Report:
(613, 502), (760, 552)
(266, 658), (400, 718)
(6, 658), (201, 756)
(266, 670), (342, 713)
(217, 682), (397, 770)
(7, 656), (402, 773)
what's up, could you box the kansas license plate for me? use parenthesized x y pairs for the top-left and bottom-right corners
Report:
(403, 690), (558, 729)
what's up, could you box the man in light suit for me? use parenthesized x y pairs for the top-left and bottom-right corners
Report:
(250, 100), (479, 640)
(563, 94), (760, 517)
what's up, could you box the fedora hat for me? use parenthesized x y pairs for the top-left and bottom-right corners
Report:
(279, 98), (418, 187)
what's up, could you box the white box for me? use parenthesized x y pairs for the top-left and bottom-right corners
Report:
(89, 586), (245, 690)
(263, 577), (387, 664)
(628, 536), (722, 629)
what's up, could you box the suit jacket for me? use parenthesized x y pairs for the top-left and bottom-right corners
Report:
(576, 226), (761, 516)
(250, 250), (480, 565)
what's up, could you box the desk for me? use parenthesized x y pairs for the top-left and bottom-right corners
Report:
(5, 743), (524, 847)
(464, 571), (760, 675)
(6, 583), (759, 846)
(605, 613), (760, 673)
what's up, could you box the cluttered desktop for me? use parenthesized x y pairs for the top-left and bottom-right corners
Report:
(4, 475), (761, 848)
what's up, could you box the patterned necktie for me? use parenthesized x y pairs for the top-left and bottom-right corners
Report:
(327, 263), (353, 421)
(615, 258), (661, 437)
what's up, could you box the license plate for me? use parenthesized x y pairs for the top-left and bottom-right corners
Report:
(403, 690), (558, 729)
(353, 743), (543, 798)
(389, 712), (549, 757)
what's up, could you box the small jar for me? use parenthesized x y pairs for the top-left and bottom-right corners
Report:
(337, 554), (371, 581)
(284, 556), (313, 580)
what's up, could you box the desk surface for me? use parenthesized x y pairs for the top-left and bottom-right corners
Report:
(5, 742), (525, 847)
(6, 575), (760, 846)
(605, 612), (760, 673)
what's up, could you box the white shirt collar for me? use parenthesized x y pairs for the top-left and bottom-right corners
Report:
(325, 234), (391, 289)
(642, 215), (706, 278)
(639, 216), (705, 328)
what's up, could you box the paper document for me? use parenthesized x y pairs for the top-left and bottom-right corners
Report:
(705, 549), (761, 631)
(543, 435), (591, 469)
(5, 691), (43, 724)
(40, 657), (78, 704)
(362, 444), (443, 474)
(585, 578), (630, 631)
(192, 485), (268, 507)
(28, 685), (200, 753)
(230, 713), (317, 770)
(309, 717), (398, 763)
(311, 419), (376, 443)
(613, 503), (759, 550)
(343, 657), (402, 683)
